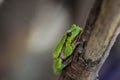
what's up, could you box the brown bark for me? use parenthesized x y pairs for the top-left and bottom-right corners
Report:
(58, 0), (120, 80)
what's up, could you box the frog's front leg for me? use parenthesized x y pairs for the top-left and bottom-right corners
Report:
(64, 43), (75, 57)
(53, 58), (65, 74)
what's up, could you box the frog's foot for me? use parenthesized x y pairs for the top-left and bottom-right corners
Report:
(53, 58), (65, 74)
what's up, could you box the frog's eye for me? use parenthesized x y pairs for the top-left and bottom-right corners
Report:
(67, 32), (72, 37)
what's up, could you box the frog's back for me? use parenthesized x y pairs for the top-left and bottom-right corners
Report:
(53, 35), (67, 58)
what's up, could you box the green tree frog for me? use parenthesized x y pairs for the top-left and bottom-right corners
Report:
(53, 24), (82, 74)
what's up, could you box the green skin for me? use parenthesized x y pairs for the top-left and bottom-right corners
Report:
(53, 24), (82, 74)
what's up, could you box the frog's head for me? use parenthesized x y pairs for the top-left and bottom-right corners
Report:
(66, 24), (82, 38)
(71, 24), (82, 31)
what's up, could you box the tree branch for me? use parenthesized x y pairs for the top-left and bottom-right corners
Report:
(58, 0), (120, 80)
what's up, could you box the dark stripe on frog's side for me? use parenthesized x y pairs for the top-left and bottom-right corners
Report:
(58, 32), (71, 58)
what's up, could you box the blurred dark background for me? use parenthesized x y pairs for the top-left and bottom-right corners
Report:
(0, 0), (119, 80)
(99, 34), (120, 80)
